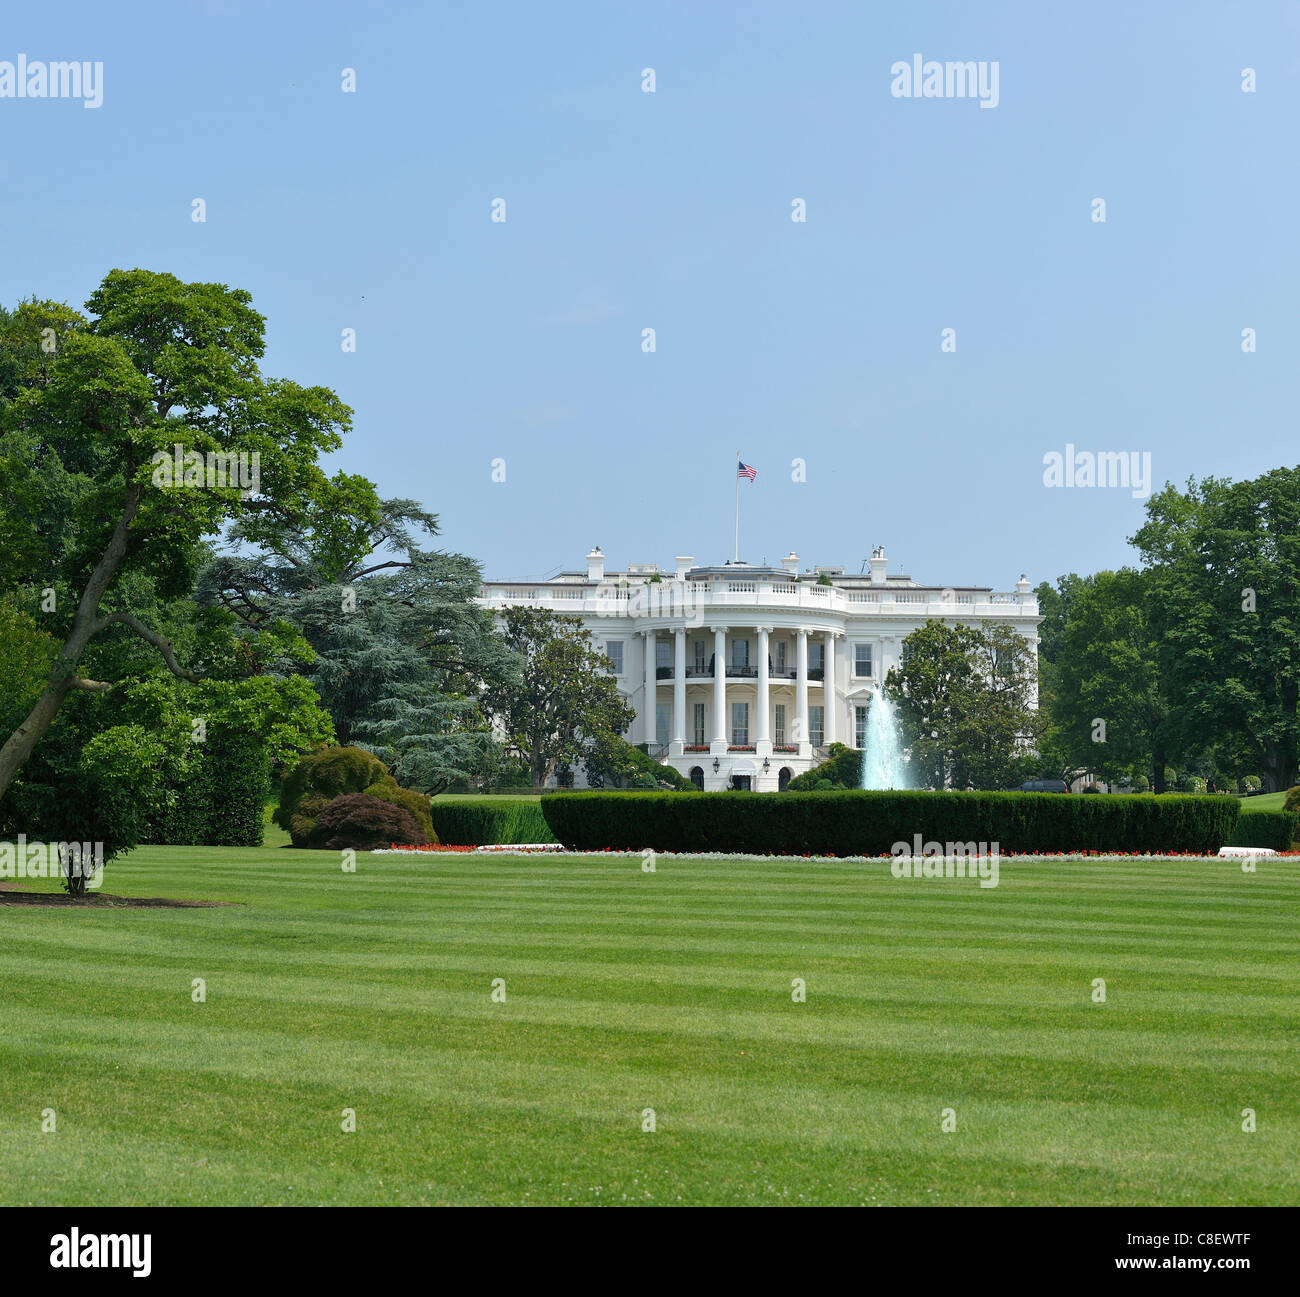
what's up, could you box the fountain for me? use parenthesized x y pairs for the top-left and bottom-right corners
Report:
(861, 688), (911, 790)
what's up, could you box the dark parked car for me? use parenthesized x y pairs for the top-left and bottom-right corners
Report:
(1015, 779), (1070, 793)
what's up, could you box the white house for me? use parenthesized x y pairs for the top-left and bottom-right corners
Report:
(479, 546), (1042, 792)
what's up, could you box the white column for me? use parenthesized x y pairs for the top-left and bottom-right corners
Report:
(644, 630), (656, 747)
(672, 628), (686, 754)
(823, 631), (837, 747)
(796, 628), (810, 758)
(712, 625), (727, 750)
(756, 627), (771, 752)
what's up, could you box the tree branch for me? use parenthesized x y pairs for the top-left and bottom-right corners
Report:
(98, 612), (204, 683)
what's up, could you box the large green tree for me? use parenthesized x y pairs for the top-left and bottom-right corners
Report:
(1041, 569), (1171, 790)
(197, 495), (511, 793)
(1133, 468), (1300, 791)
(885, 620), (1040, 790)
(0, 270), (372, 799)
(482, 607), (635, 788)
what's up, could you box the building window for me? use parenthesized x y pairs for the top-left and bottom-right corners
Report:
(731, 702), (749, 745)
(656, 703), (670, 747)
(854, 643), (873, 678)
(693, 703), (706, 746)
(810, 705), (824, 747)
(689, 766), (704, 790)
(693, 640), (706, 671)
(656, 639), (672, 669)
(732, 638), (749, 668)
(775, 641), (787, 673)
(774, 703), (786, 746)
(605, 640), (624, 674)
(855, 705), (868, 748)
(810, 642), (825, 672)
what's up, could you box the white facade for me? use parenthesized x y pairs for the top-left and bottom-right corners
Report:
(480, 546), (1041, 792)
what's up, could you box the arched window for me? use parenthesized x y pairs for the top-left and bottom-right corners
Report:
(689, 766), (705, 790)
(778, 766), (794, 792)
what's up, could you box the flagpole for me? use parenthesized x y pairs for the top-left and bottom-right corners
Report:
(734, 449), (740, 563)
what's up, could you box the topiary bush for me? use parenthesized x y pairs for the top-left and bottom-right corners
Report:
(1181, 775), (1208, 795)
(541, 789), (1240, 857)
(1132, 775), (1150, 793)
(308, 793), (428, 850)
(1284, 786), (1300, 814)
(1242, 775), (1262, 793)
(362, 774), (435, 842)
(275, 746), (431, 847)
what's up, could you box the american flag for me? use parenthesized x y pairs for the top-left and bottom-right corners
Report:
(737, 460), (757, 482)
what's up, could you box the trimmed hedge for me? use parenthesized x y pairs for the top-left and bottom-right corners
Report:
(540, 790), (1240, 856)
(428, 799), (557, 846)
(1227, 809), (1298, 852)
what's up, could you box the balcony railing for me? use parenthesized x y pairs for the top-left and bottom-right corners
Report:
(652, 663), (824, 682)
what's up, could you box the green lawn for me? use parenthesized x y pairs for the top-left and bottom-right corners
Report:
(1, 847), (1296, 1205)
(1240, 791), (1287, 813)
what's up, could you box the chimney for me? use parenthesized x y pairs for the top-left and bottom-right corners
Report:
(870, 545), (888, 585)
(1015, 573), (1032, 595)
(781, 552), (799, 575)
(675, 555), (693, 580)
(587, 546), (604, 582)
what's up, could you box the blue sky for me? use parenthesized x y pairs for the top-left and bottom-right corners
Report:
(3, 1), (1296, 589)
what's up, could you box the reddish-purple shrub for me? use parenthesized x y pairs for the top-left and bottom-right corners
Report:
(308, 793), (430, 850)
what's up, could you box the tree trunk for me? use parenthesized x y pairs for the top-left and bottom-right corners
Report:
(0, 682), (73, 800)
(0, 483), (141, 803)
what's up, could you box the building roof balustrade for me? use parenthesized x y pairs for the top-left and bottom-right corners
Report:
(480, 584), (1039, 619)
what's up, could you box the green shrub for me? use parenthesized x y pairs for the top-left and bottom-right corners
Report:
(1242, 775), (1262, 793)
(309, 793), (428, 850)
(586, 738), (697, 790)
(1227, 809), (1298, 852)
(1163, 767), (1178, 788)
(787, 743), (861, 791)
(1132, 775), (1150, 792)
(204, 727), (270, 846)
(363, 774), (434, 842)
(1181, 775), (1208, 795)
(428, 799), (557, 845)
(275, 746), (429, 848)
(540, 790), (1239, 856)
(1284, 786), (1300, 814)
